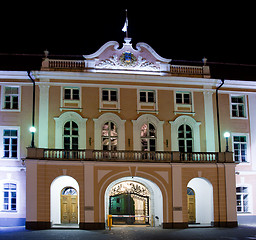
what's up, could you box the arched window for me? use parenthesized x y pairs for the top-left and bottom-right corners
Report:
(102, 121), (118, 151)
(178, 124), (193, 152)
(63, 121), (78, 150)
(141, 123), (156, 151)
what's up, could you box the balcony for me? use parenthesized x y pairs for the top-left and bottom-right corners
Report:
(26, 148), (234, 163)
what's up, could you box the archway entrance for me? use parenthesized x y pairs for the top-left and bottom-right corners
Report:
(50, 176), (79, 227)
(61, 187), (78, 224)
(105, 177), (163, 227)
(109, 181), (150, 225)
(187, 178), (214, 226)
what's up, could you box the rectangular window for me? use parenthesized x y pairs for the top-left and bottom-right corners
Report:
(176, 92), (191, 105)
(231, 96), (246, 118)
(102, 89), (117, 102)
(233, 135), (248, 162)
(3, 87), (19, 110)
(139, 91), (155, 103)
(3, 130), (18, 159)
(64, 87), (80, 100)
(3, 183), (17, 211)
(236, 187), (249, 213)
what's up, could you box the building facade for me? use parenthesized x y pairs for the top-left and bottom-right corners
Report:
(0, 38), (254, 229)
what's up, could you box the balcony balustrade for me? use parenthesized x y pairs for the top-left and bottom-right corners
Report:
(26, 148), (234, 163)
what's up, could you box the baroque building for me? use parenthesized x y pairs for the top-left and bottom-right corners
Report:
(0, 38), (254, 229)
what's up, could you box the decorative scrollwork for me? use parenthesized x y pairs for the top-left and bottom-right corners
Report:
(109, 181), (150, 197)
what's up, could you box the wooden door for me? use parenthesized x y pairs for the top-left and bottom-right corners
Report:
(187, 187), (196, 223)
(61, 188), (78, 224)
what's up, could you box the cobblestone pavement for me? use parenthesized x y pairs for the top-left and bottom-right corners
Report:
(1, 226), (256, 240)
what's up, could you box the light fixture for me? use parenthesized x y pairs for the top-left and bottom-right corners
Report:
(224, 132), (230, 152)
(29, 126), (36, 133)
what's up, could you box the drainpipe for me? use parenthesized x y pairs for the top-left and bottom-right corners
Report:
(27, 71), (36, 148)
(216, 79), (224, 153)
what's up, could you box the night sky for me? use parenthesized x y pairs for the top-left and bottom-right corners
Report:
(0, 3), (255, 80)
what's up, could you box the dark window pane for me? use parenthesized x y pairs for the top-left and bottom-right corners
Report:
(140, 92), (146, 102)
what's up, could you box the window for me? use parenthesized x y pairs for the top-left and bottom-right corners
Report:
(63, 121), (79, 150)
(2, 86), (19, 110)
(233, 135), (248, 162)
(178, 124), (193, 152)
(3, 183), (17, 211)
(236, 187), (249, 213)
(231, 96), (246, 118)
(64, 88), (79, 100)
(140, 91), (155, 103)
(141, 123), (156, 151)
(102, 89), (117, 102)
(3, 129), (18, 159)
(176, 92), (191, 105)
(102, 121), (118, 151)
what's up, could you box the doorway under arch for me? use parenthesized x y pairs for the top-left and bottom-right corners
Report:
(104, 176), (163, 227)
(187, 177), (214, 226)
(50, 175), (80, 226)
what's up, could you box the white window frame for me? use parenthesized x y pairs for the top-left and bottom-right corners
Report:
(232, 133), (250, 163)
(1, 86), (21, 112)
(137, 89), (158, 114)
(93, 113), (126, 150)
(132, 114), (164, 151)
(2, 183), (17, 212)
(174, 90), (194, 115)
(230, 94), (248, 119)
(54, 112), (87, 149)
(0, 126), (20, 161)
(99, 88), (120, 112)
(169, 115), (201, 152)
(236, 185), (251, 214)
(60, 86), (81, 111)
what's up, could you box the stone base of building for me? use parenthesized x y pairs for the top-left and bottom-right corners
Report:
(213, 221), (238, 228)
(26, 221), (51, 230)
(162, 222), (188, 229)
(79, 222), (105, 230)
(163, 221), (238, 229)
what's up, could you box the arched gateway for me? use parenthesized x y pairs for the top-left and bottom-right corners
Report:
(105, 177), (163, 226)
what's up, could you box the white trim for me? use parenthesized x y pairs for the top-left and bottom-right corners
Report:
(174, 90), (194, 115)
(93, 113), (126, 150)
(0, 85), (21, 112)
(132, 114), (164, 151)
(231, 133), (250, 164)
(54, 112), (87, 149)
(229, 94), (248, 120)
(0, 126), (20, 161)
(236, 183), (253, 214)
(60, 86), (82, 111)
(169, 115), (201, 152)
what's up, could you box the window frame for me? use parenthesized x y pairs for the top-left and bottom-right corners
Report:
(232, 133), (249, 163)
(0, 126), (20, 161)
(61, 86), (82, 111)
(101, 121), (118, 151)
(1, 86), (21, 112)
(230, 94), (247, 119)
(236, 186), (250, 213)
(99, 88), (120, 112)
(2, 182), (17, 212)
(175, 91), (192, 105)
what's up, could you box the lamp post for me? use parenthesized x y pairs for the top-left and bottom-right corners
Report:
(224, 132), (230, 152)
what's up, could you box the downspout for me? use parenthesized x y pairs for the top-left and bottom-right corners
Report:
(215, 78), (224, 226)
(216, 79), (224, 152)
(27, 71), (36, 148)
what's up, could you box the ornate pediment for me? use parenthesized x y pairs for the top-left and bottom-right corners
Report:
(84, 38), (171, 73)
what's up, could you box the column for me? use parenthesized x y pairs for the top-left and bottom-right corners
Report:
(38, 84), (49, 148)
(203, 90), (215, 152)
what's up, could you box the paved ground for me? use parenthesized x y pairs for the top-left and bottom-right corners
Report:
(1, 225), (256, 240)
